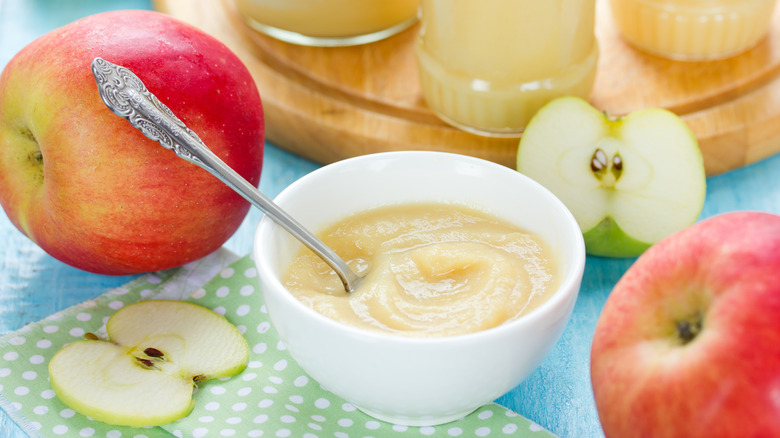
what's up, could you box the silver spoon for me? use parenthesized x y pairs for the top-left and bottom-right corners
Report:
(90, 57), (362, 293)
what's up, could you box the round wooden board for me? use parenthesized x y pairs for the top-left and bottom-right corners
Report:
(154, 0), (780, 176)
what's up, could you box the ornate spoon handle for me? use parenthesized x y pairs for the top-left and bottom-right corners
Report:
(90, 57), (361, 293)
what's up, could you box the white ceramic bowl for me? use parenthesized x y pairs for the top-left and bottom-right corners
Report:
(253, 151), (585, 426)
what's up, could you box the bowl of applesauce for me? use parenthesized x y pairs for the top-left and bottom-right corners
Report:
(253, 151), (585, 426)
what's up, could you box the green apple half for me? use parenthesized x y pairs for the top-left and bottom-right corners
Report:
(517, 96), (706, 257)
(48, 300), (249, 427)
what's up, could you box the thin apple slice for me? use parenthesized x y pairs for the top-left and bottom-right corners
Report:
(49, 300), (248, 427)
(106, 300), (248, 379)
(517, 96), (706, 257)
(49, 340), (195, 427)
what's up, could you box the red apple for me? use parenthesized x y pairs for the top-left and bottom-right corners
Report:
(591, 211), (780, 438)
(0, 10), (264, 275)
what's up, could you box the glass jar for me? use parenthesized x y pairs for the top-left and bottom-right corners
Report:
(233, 0), (420, 47)
(415, 0), (599, 136)
(609, 0), (777, 60)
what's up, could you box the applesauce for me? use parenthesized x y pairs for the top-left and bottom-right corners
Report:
(415, 0), (599, 135)
(282, 203), (559, 337)
(233, 0), (419, 46)
(609, 0), (776, 60)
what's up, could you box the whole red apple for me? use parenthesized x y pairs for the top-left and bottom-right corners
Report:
(0, 10), (264, 275)
(591, 211), (780, 438)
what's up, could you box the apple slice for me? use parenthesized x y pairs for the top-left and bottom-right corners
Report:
(516, 96), (706, 257)
(48, 300), (249, 427)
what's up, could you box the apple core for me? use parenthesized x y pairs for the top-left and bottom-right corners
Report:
(590, 148), (623, 187)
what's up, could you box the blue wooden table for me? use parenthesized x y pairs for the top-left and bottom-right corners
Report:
(1, 1), (778, 437)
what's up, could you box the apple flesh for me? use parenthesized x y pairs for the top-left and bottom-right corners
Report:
(516, 96), (706, 257)
(0, 10), (264, 275)
(591, 211), (780, 437)
(49, 300), (249, 427)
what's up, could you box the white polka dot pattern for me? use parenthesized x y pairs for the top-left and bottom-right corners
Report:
(0, 255), (556, 437)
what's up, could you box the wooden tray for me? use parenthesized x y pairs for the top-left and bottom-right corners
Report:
(154, 0), (780, 176)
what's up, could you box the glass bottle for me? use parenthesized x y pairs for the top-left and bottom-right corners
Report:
(415, 0), (599, 136)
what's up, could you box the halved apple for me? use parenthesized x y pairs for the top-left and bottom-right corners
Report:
(517, 96), (706, 257)
(48, 300), (249, 427)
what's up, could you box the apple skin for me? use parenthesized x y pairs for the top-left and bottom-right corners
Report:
(591, 211), (780, 438)
(581, 216), (653, 258)
(0, 10), (264, 275)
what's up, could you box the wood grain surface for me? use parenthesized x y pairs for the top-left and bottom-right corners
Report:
(154, 0), (780, 176)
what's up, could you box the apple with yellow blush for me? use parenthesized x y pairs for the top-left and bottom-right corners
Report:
(591, 211), (780, 437)
(0, 10), (264, 275)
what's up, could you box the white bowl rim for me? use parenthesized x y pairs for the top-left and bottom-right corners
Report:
(253, 151), (586, 346)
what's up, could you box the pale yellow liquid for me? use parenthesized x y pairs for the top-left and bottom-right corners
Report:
(415, 0), (599, 135)
(283, 203), (559, 337)
(610, 0), (776, 60)
(234, 0), (419, 41)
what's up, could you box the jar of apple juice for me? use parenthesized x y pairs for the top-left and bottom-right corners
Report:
(233, 0), (420, 46)
(609, 0), (777, 60)
(415, 0), (600, 136)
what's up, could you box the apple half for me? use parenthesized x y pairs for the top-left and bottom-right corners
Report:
(516, 96), (706, 257)
(48, 300), (249, 427)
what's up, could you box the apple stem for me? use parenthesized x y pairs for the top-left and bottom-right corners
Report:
(602, 110), (620, 122)
(20, 127), (42, 167)
(29, 150), (43, 165)
(676, 317), (702, 344)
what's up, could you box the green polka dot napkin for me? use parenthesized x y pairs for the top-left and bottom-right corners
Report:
(0, 250), (557, 438)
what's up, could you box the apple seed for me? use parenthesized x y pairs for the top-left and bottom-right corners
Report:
(612, 154), (623, 171)
(591, 148), (608, 174)
(143, 347), (164, 358)
(83, 333), (99, 341)
(135, 357), (156, 368)
(590, 149), (624, 186)
(611, 154), (623, 180)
